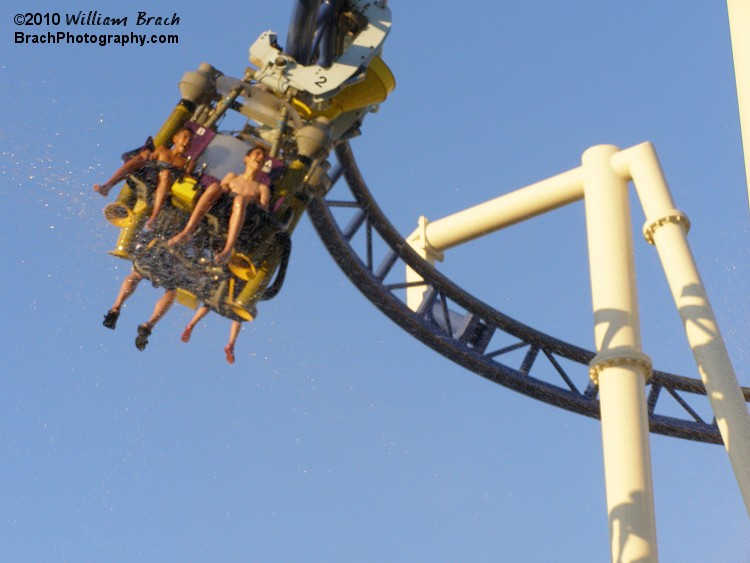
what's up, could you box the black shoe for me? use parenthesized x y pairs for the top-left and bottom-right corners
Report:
(103, 309), (120, 329)
(135, 324), (152, 351)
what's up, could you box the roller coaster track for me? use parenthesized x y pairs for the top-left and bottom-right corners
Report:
(291, 0), (750, 445)
(307, 145), (750, 445)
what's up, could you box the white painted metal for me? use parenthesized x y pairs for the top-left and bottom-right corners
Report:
(410, 167), (584, 252)
(250, 1), (391, 97)
(612, 142), (750, 516)
(727, 0), (750, 207)
(405, 140), (750, 553)
(405, 216), (443, 311)
(583, 145), (658, 562)
(404, 167), (584, 310)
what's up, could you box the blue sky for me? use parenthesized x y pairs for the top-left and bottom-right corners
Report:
(2, 1), (749, 560)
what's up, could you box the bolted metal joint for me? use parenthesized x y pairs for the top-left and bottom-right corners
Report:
(642, 209), (690, 245)
(406, 215), (445, 263)
(589, 349), (653, 385)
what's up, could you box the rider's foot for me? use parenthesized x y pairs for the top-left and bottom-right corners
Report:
(93, 183), (111, 197)
(224, 344), (235, 364)
(167, 232), (185, 247)
(135, 324), (152, 351)
(181, 325), (193, 343)
(103, 309), (120, 329)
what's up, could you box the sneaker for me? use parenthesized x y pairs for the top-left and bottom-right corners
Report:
(135, 324), (152, 351)
(103, 309), (120, 330)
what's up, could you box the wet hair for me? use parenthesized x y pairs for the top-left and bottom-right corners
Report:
(169, 128), (194, 145)
(245, 145), (268, 157)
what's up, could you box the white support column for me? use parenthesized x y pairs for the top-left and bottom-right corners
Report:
(583, 145), (658, 563)
(405, 216), (444, 311)
(612, 142), (750, 517)
(727, 0), (750, 207)
(405, 167), (584, 310)
(419, 167), (584, 252)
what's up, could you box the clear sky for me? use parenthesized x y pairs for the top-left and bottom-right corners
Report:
(2, 1), (749, 561)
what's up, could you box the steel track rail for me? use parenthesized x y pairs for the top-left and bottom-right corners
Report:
(305, 142), (750, 444)
(287, 0), (749, 445)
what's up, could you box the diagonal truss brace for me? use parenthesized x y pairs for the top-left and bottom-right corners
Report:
(405, 142), (750, 542)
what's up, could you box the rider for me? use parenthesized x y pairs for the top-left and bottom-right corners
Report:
(93, 128), (194, 206)
(99, 128), (195, 349)
(167, 145), (272, 264)
(143, 128), (195, 231)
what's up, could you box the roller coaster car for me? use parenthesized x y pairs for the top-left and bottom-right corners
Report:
(101, 4), (395, 325)
(104, 129), (297, 323)
(133, 181), (294, 323)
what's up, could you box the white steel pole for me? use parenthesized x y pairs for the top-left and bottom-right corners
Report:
(406, 167), (583, 311)
(727, 0), (750, 207)
(583, 145), (658, 563)
(417, 166), (584, 252)
(405, 166), (584, 310)
(405, 215), (444, 310)
(612, 142), (750, 516)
